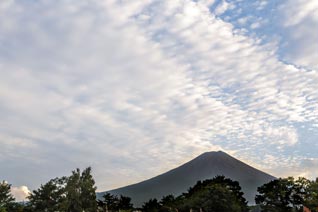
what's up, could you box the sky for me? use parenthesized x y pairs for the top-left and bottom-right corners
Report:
(0, 0), (318, 201)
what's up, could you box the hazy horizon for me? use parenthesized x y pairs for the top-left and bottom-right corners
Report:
(1, 0), (317, 201)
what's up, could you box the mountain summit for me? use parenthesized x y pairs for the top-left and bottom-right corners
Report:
(100, 151), (275, 206)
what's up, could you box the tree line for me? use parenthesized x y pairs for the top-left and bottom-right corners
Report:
(1, 167), (97, 212)
(1, 167), (318, 212)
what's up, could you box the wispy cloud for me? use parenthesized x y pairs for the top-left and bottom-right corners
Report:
(211, 0), (318, 70)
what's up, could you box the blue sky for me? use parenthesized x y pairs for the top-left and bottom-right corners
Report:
(0, 0), (318, 201)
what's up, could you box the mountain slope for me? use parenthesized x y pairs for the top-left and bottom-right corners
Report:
(99, 151), (275, 206)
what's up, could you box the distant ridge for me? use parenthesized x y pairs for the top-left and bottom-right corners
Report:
(98, 151), (275, 206)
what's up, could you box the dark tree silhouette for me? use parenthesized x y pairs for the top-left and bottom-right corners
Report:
(0, 181), (15, 211)
(118, 195), (133, 211)
(181, 176), (248, 212)
(255, 177), (308, 212)
(160, 195), (176, 212)
(100, 193), (119, 211)
(99, 193), (133, 212)
(27, 177), (66, 212)
(142, 198), (161, 212)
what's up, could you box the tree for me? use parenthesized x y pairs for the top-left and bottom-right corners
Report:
(293, 177), (310, 209)
(181, 176), (248, 212)
(255, 177), (308, 212)
(192, 184), (243, 212)
(160, 195), (176, 212)
(142, 198), (161, 212)
(118, 195), (133, 211)
(102, 193), (119, 211)
(99, 193), (133, 212)
(304, 178), (318, 212)
(80, 167), (97, 212)
(64, 167), (97, 212)
(27, 177), (67, 212)
(64, 168), (81, 212)
(26, 167), (97, 212)
(0, 181), (15, 211)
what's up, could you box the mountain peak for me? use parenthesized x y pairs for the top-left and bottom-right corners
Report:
(194, 150), (232, 161)
(101, 151), (275, 206)
(201, 150), (227, 155)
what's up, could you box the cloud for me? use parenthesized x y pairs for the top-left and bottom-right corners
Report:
(280, 0), (318, 27)
(214, 0), (233, 15)
(261, 157), (318, 180)
(0, 0), (317, 191)
(278, 0), (318, 70)
(211, 0), (318, 70)
(11, 186), (30, 202)
(299, 158), (318, 179)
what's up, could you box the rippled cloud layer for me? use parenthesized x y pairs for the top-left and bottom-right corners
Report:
(0, 0), (317, 194)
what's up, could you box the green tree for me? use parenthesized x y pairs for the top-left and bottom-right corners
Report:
(64, 167), (97, 212)
(192, 184), (243, 212)
(80, 167), (97, 212)
(293, 177), (310, 209)
(181, 176), (248, 212)
(304, 178), (318, 212)
(64, 168), (81, 211)
(255, 177), (307, 212)
(0, 181), (15, 212)
(27, 177), (66, 212)
(26, 167), (97, 212)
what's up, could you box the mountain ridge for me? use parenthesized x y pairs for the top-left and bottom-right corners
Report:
(99, 151), (275, 206)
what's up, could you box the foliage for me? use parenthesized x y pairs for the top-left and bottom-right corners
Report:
(118, 195), (134, 211)
(192, 183), (246, 211)
(26, 167), (97, 212)
(160, 195), (176, 212)
(79, 167), (98, 211)
(27, 177), (67, 212)
(63, 167), (97, 212)
(140, 176), (248, 212)
(304, 178), (318, 212)
(179, 176), (248, 212)
(4, 169), (318, 212)
(141, 198), (161, 212)
(255, 177), (310, 212)
(99, 193), (118, 211)
(64, 168), (82, 212)
(98, 193), (133, 212)
(0, 181), (15, 211)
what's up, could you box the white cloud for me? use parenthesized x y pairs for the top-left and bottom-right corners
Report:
(278, 0), (318, 69)
(280, 0), (318, 27)
(262, 157), (318, 180)
(255, 1), (268, 11)
(250, 21), (261, 29)
(214, 0), (231, 15)
(0, 0), (317, 191)
(199, 0), (216, 7)
(11, 186), (30, 202)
